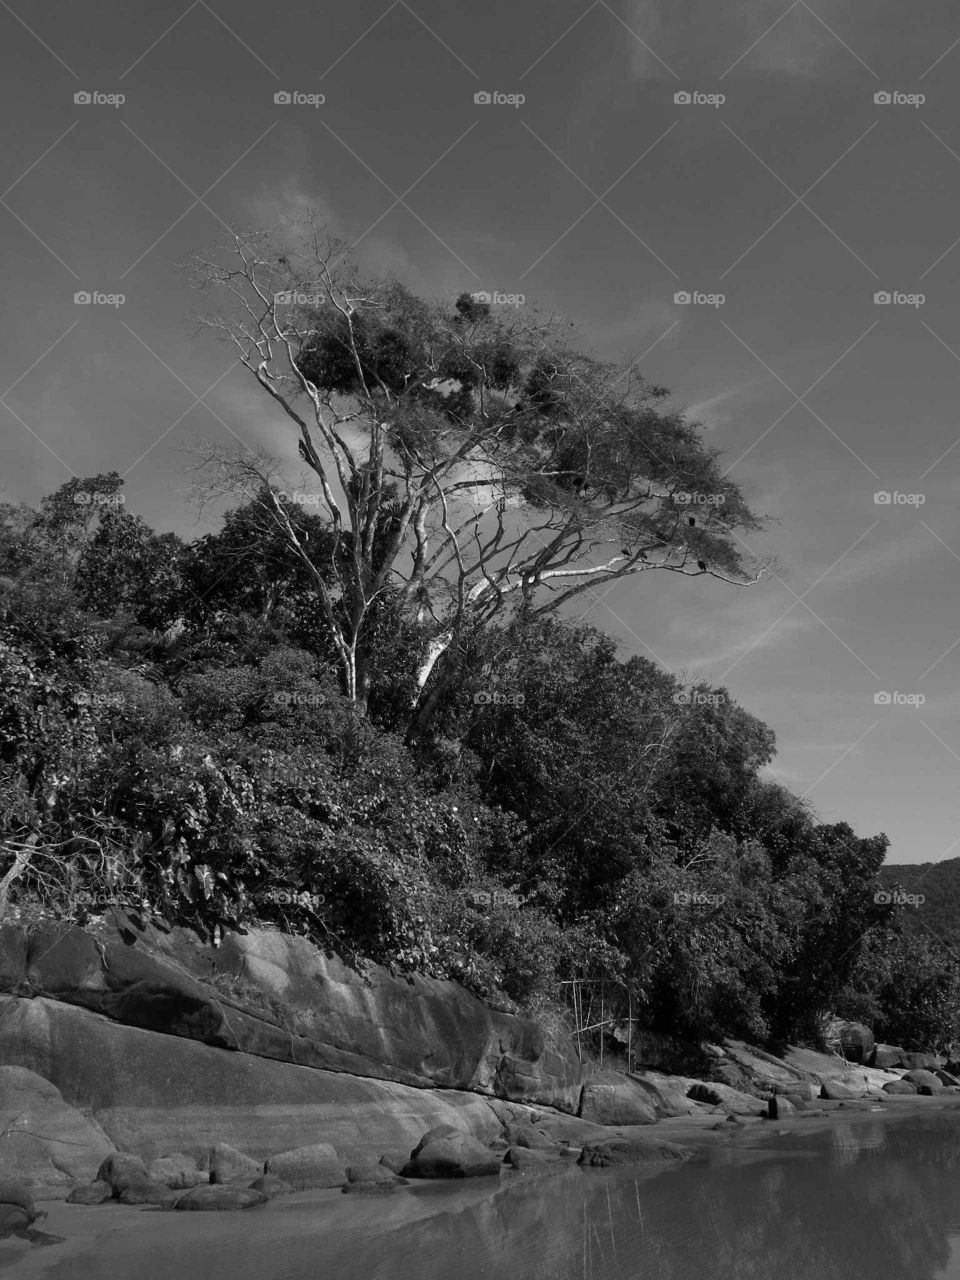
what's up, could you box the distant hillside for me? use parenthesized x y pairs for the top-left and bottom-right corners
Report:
(881, 860), (960, 942)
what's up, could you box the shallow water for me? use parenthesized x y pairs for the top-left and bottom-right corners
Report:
(15, 1111), (960, 1280)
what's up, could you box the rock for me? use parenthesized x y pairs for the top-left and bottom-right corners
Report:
(687, 1082), (767, 1116)
(579, 1072), (659, 1125)
(0, 1206), (32, 1238)
(820, 1080), (862, 1101)
(503, 1125), (559, 1152)
(402, 1132), (502, 1179)
(578, 1138), (692, 1169)
(345, 1162), (406, 1185)
(870, 1044), (906, 1070)
(378, 1152), (409, 1175)
(174, 1185), (268, 1211)
(265, 1143), (345, 1190)
(208, 1143), (261, 1185)
(768, 1081), (817, 1101)
(3, 918), (585, 1113)
(837, 1022), (875, 1065)
(900, 1052), (940, 1072)
(96, 1152), (151, 1192)
(935, 1069), (960, 1087)
(246, 1174), (293, 1197)
(147, 1153), (205, 1189)
(0, 1180), (36, 1229)
(505, 1146), (563, 1173)
(626, 1072), (706, 1118)
(0, 1065), (114, 1191)
(118, 1181), (178, 1206)
(768, 1096), (796, 1119)
(902, 1070), (943, 1093)
(66, 1180), (114, 1205)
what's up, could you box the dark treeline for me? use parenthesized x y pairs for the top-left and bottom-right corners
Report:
(1, 472), (953, 1054)
(1, 236), (956, 1055)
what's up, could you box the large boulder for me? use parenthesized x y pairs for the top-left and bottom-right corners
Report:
(578, 1073), (658, 1126)
(900, 1052), (940, 1072)
(66, 1181), (113, 1205)
(174, 1185), (267, 1211)
(627, 1071), (710, 1117)
(264, 1143), (345, 1189)
(687, 1082), (767, 1116)
(0, 1064), (114, 1192)
(147, 1153), (205, 1189)
(0, 1180), (37, 1238)
(578, 1137), (692, 1169)
(0, 996), (503, 1167)
(0, 919), (585, 1112)
(401, 1131), (501, 1179)
(820, 1080), (865, 1101)
(902, 1070), (943, 1094)
(95, 1152), (150, 1192)
(883, 1080), (918, 1095)
(208, 1143), (261, 1185)
(871, 1044), (906, 1070)
(837, 1022), (875, 1065)
(935, 1069), (960, 1088)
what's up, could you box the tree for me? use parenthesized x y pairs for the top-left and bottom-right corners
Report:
(188, 216), (769, 736)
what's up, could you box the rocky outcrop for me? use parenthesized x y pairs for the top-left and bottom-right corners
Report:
(0, 918), (583, 1112)
(0, 1065), (115, 1191)
(578, 1136), (692, 1168)
(687, 1081), (767, 1115)
(578, 1071), (659, 1125)
(401, 1127), (502, 1179)
(0, 995), (503, 1169)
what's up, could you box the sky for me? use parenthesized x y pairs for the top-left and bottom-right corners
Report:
(2, 0), (960, 864)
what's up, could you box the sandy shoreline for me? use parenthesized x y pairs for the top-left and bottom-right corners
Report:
(5, 1092), (958, 1279)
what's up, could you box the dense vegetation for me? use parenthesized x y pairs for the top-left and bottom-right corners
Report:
(1, 255), (955, 1055)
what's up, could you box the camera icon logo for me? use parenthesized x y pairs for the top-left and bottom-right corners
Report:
(474, 91), (492, 104)
(673, 290), (691, 304)
(874, 291), (891, 304)
(74, 91), (91, 104)
(874, 91), (891, 105)
(874, 691), (892, 705)
(471, 289), (492, 303)
(274, 91), (291, 104)
(674, 91), (691, 104)
(74, 291), (91, 304)
(873, 491), (891, 504)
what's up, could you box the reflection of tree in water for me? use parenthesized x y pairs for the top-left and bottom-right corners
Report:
(341, 1116), (960, 1280)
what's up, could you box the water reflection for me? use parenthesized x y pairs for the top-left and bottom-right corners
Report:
(32, 1113), (960, 1280)
(321, 1114), (960, 1280)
